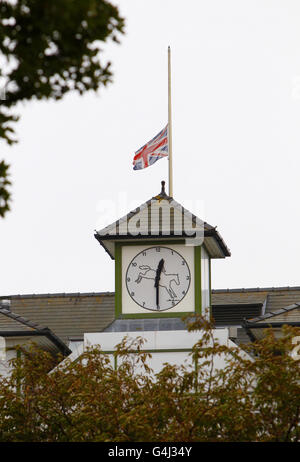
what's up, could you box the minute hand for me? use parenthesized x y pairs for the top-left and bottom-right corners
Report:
(154, 258), (164, 308)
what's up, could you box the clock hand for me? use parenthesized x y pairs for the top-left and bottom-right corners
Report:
(154, 259), (164, 287)
(154, 259), (164, 308)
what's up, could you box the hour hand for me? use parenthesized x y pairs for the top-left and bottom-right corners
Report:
(155, 259), (164, 308)
(154, 259), (164, 287)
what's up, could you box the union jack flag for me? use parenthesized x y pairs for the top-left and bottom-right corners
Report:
(133, 125), (168, 170)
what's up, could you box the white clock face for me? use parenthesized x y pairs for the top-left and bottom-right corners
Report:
(126, 246), (191, 312)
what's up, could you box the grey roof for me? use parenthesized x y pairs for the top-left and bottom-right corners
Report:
(94, 183), (231, 259)
(212, 286), (300, 314)
(0, 286), (300, 348)
(0, 308), (71, 355)
(247, 302), (300, 324)
(0, 308), (40, 333)
(211, 287), (300, 342)
(212, 291), (268, 306)
(264, 292), (300, 313)
(243, 303), (300, 342)
(0, 292), (115, 345)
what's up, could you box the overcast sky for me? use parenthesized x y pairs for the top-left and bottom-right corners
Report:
(1, 0), (300, 296)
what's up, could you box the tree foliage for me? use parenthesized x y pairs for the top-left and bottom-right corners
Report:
(0, 0), (125, 216)
(0, 160), (11, 217)
(0, 320), (299, 442)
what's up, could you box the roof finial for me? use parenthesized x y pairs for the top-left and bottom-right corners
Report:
(161, 180), (166, 195)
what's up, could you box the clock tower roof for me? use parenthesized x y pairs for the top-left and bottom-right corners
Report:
(94, 181), (231, 260)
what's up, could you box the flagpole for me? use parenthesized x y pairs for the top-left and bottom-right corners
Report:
(168, 46), (173, 197)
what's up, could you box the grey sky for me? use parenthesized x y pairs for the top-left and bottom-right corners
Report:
(1, 0), (300, 296)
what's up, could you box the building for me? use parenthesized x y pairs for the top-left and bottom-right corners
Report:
(1, 182), (300, 373)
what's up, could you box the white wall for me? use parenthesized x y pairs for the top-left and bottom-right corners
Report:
(201, 246), (210, 318)
(84, 329), (243, 376)
(0, 348), (16, 378)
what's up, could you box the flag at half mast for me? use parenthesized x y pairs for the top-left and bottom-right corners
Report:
(133, 124), (168, 170)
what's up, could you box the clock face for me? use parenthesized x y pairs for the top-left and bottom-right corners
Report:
(125, 246), (191, 312)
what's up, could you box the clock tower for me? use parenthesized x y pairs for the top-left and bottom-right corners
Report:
(94, 182), (230, 322)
